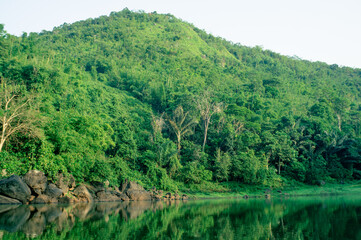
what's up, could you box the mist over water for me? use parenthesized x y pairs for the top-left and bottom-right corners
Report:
(1, 196), (361, 239)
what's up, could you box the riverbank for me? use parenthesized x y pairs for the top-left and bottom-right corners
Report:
(184, 181), (361, 199)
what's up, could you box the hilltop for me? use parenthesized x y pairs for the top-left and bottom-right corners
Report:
(1, 9), (361, 191)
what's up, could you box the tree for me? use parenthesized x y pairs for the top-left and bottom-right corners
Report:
(214, 148), (231, 182)
(167, 106), (197, 152)
(195, 90), (223, 152)
(0, 79), (39, 152)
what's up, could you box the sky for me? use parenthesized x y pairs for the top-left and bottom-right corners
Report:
(0, 0), (360, 68)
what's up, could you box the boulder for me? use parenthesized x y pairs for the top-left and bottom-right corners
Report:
(0, 175), (31, 203)
(151, 190), (163, 200)
(174, 193), (180, 200)
(0, 195), (21, 205)
(119, 193), (129, 201)
(44, 184), (63, 199)
(32, 194), (58, 204)
(23, 170), (47, 195)
(121, 180), (151, 201)
(73, 185), (93, 202)
(58, 195), (76, 204)
(87, 181), (105, 194)
(121, 179), (145, 192)
(126, 190), (151, 201)
(55, 173), (75, 194)
(96, 191), (121, 202)
(316, 180), (326, 186)
(182, 194), (188, 200)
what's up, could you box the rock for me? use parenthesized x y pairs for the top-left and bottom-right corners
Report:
(277, 190), (282, 193)
(0, 175), (31, 204)
(87, 181), (105, 194)
(55, 173), (75, 194)
(58, 196), (75, 204)
(73, 185), (93, 202)
(126, 190), (151, 201)
(120, 179), (145, 192)
(1, 169), (7, 177)
(118, 193), (129, 201)
(316, 180), (326, 186)
(96, 191), (121, 202)
(0, 195), (21, 204)
(121, 180), (151, 201)
(264, 188), (271, 194)
(44, 184), (63, 199)
(165, 192), (172, 199)
(265, 194), (271, 199)
(174, 193), (180, 200)
(29, 195), (36, 202)
(32, 194), (57, 204)
(182, 194), (188, 200)
(151, 190), (163, 200)
(23, 170), (48, 195)
(243, 195), (249, 199)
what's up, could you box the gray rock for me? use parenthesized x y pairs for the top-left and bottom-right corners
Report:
(0, 195), (21, 205)
(121, 180), (151, 201)
(55, 173), (75, 194)
(32, 194), (58, 204)
(96, 190), (121, 202)
(44, 184), (63, 199)
(0, 175), (31, 203)
(73, 185), (93, 202)
(23, 170), (47, 195)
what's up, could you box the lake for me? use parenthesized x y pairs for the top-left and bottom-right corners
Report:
(1, 195), (361, 239)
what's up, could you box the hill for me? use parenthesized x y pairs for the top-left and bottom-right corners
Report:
(1, 9), (361, 191)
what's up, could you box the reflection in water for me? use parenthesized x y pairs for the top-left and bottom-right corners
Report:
(1, 196), (361, 239)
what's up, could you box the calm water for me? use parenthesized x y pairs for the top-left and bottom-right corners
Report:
(1, 195), (361, 239)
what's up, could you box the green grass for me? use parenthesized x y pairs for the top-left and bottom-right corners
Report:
(182, 181), (361, 199)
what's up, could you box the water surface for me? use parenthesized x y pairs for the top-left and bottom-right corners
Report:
(1, 195), (361, 239)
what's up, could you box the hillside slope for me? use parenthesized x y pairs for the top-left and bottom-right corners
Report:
(1, 9), (361, 190)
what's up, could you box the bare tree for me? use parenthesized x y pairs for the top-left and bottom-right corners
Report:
(167, 106), (197, 152)
(151, 113), (165, 141)
(0, 79), (40, 152)
(195, 91), (223, 152)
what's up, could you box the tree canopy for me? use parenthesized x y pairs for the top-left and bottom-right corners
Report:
(1, 9), (361, 190)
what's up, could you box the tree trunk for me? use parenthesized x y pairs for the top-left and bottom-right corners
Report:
(0, 139), (4, 152)
(0, 116), (7, 152)
(177, 133), (181, 151)
(278, 159), (281, 174)
(202, 119), (210, 152)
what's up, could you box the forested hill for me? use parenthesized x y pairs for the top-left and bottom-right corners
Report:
(1, 9), (361, 190)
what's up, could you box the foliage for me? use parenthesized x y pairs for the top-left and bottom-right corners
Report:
(0, 9), (361, 190)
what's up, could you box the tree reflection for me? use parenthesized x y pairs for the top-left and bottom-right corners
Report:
(1, 196), (361, 239)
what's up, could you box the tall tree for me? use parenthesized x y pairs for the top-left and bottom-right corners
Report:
(167, 106), (197, 152)
(0, 79), (39, 152)
(195, 90), (223, 152)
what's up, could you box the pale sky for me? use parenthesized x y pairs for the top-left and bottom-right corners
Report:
(0, 0), (360, 68)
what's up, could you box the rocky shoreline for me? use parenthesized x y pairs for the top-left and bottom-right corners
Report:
(0, 170), (187, 205)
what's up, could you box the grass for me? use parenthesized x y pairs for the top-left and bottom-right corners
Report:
(181, 181), (361, 199)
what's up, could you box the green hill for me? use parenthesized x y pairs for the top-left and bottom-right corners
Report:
(1, 9), (361, 191)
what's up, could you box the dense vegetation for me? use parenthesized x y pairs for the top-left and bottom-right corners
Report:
(1, 9), (361, 191)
